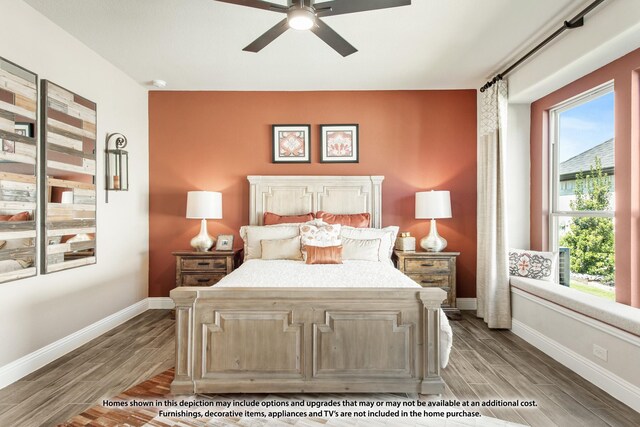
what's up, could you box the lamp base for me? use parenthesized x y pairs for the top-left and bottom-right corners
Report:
(420, 219), (447, 252)
(190, 218), (216, 252)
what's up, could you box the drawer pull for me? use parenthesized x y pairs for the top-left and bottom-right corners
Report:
(421, 279), (439, 284)
(421, 262), (434, 267)
(197, 278), (210, 283)
(197, 262), (210, 266)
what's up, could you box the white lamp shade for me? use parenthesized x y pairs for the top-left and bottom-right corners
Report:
(186, 191), (222, 219)
(415, 190), (452, 219)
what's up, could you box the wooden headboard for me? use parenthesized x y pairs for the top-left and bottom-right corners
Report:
(248, 176), (384, 228)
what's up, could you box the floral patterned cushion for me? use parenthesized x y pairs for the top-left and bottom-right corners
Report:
(299, 223), (342, 247)
(509, 249), (557, 282)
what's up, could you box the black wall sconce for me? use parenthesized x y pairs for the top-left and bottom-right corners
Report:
(105, 133), (129, 203)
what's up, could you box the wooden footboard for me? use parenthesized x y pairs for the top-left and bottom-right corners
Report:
(170, 287), (446, 395)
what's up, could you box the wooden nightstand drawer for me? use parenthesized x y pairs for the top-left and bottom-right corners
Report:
(173, 249), (242, 289)
(181, 257), (227, 271)
(181, 273), (225, 286)
(407, 274), (451, 288)
(404, 258), (450, 273)
(394, 250), (460, 316)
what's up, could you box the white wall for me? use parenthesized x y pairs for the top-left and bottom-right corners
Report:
(0, 0), (149, 367)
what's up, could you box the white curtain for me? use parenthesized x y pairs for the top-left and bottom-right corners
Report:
(477, 80), (511, 329)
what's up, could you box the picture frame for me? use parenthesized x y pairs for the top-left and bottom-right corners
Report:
(215, 234), (234, 251)
(320, 124), (359, 163)
(14, 122), (34, 138)
(272, 124), (311, 163)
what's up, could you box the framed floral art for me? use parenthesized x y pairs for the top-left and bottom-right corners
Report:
(320, 124), (359, 163)
(272, 124), (311, 163)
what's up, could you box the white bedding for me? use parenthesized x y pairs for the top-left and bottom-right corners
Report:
(216, 259), (453, 368)
(217, 259), (421, 288)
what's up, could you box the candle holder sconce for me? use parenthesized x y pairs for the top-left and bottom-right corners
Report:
(105, 133), (129, 203)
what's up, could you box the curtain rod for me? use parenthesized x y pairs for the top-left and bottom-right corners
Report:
(479, 0), (606, 92)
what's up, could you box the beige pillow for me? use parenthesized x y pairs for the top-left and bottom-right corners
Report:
(261, 236), (303, 261)
(239, 224), (300, 260)
(340, 226), (399, 264)
(342, 237), (381, 262)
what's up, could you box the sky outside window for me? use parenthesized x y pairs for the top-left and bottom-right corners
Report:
(558, 91), (614, 162)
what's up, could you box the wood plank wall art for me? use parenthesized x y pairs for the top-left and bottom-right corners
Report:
(0, 57), (38, 284)
(41, 80), (97, 274)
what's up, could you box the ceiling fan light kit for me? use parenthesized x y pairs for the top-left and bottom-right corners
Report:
(215, 0), (411, 57)
(288, 6), (315, 30)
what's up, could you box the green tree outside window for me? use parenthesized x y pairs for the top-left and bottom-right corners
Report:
(559, 157), (615, 283)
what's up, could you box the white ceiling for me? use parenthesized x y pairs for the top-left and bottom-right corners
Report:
(24, 0), (591, 91)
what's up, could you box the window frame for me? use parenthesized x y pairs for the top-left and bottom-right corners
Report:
(548, 81), (615, 253)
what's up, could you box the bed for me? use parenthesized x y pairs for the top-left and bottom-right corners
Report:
(170, 175), (449, 394)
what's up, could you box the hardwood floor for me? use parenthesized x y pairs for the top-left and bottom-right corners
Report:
(0, 310), (637, 426)
(0, 310), (174, 427)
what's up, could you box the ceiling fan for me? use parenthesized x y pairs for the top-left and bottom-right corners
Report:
(215, 0), (411, 57)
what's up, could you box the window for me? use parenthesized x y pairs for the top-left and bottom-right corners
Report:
(549, 83), (615, 300)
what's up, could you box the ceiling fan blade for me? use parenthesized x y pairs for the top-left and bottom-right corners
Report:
(243, 18), (289, 52)
(214, 0), (288, 12)
(314, 0), (411, 17)
(310, 19), (357, 57)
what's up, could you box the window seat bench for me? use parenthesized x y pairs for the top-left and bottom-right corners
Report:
(509, 276), (640, 412)
(510, 276), (640, 337)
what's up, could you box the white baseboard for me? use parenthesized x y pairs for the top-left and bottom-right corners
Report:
(456, 298), (477, 310)
(0, 299), (148, 390)
(148, 297), (175, 309)
(512, 318), (640, 412)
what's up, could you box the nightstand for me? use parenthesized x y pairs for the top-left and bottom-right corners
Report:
(394, 250), (461, 319)
(172, 249), (242, 287)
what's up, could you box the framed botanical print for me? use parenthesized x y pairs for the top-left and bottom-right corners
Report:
(320, 124), (359, 163)
(272, 124), (311, 163)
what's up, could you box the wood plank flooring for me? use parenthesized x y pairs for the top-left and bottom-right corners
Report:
(0, 310), (637, 426)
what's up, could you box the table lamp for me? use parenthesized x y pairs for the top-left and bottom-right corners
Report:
(186, 191), (222, 252)
(415, 190), (452, 252)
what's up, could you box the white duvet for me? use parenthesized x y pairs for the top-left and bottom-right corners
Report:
(216, 259), (453, 368)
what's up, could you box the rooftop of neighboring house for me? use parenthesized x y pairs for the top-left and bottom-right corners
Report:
(559, 138), (614, 180)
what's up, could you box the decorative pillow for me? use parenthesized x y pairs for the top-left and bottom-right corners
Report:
(264, 212), (314, 225)
(261, 236), (303, 261)
(299, 223), (342, 247)
(316, 211), (370, 228)
(342, 237), (381, 262)
(305, 245), (343, 265)
(509, 249), (557, 282)
(239, 224), (300, 260)
(340, 226), (399, 264)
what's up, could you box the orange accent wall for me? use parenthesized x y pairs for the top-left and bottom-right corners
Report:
(530, 47), (640, 307)
(149, 90), (477, 297)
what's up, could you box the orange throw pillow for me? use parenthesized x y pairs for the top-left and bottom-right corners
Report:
(316, 211), (370, 228)
(264, 212), (314, 225)
(305, 245), (343, 265)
